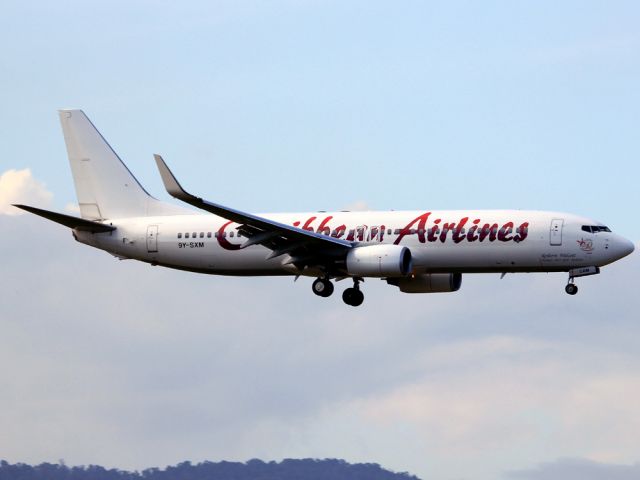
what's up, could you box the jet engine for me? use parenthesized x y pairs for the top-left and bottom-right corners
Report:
(346, 244), (412, 277)
(387, 273), (462, 293)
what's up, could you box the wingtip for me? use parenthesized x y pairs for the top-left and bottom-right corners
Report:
(153, 153), (188, 199)
(153, 153), (169, 173)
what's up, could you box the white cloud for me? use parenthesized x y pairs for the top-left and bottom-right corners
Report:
(358, 340), (640, 456)
(283, 327), (640, 479)
(0, 169), (53, 215)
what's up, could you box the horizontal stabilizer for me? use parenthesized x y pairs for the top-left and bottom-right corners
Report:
(13, 204), (116, 233)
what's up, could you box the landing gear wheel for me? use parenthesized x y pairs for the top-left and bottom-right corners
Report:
(312, 278), (334, 297)
(565, 283), (578, 295)
(342, 287), (364, 307)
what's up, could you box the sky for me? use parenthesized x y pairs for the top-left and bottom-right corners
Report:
(1, 1), (640, 480)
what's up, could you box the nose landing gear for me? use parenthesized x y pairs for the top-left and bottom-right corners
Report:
(564, 266), (600, 295)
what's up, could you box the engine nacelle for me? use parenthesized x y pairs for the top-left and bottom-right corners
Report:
(346, 244), (412, 277)
(387, 273), (462, 293)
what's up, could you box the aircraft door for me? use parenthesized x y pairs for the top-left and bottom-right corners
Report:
(147, 225), (159, 253)
(550, 219), (563, 246)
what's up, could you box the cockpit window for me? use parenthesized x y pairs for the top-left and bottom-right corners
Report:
(581, 225), (611, 233)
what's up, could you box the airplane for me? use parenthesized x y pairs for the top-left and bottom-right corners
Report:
(14, 110), (635, 306)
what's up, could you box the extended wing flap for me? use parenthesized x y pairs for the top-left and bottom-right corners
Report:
(13, 204), (115, 233)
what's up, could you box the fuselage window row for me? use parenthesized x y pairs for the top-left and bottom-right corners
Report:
(177, 231), (231, 239)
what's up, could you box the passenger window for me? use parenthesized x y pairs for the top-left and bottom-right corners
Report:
(178, 233), (182, 239)
(387, 229), (392, 235)
(192, 232), (196, 238)
(394, 229), (401, 235)
(230, 232), (234, 238)
(200, 232), (204, 238)
(185, 232), (190, 238)
(207, 232), (212, 238)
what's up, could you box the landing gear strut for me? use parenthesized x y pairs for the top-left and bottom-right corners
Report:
(312, 278), (334, 297)
(342, 279), (364, 307)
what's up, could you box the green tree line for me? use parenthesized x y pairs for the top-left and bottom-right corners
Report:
(0, 458), (421, 480)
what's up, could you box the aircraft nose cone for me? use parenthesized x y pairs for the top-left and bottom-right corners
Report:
(615, 237), (635, 259)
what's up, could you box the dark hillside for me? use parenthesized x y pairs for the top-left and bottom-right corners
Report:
(0, 459), (421, 480)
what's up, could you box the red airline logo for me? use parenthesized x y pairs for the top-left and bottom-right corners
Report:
(217, 212), (530, 251)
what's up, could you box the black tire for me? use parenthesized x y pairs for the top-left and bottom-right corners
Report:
(350, 289), (364, 306)
(342, 288), (354, 305)
(565, 284), (578, 295)
(342, 287), (364, 306)
(312, 278), (334, 297)
(322, 280), (334, 297)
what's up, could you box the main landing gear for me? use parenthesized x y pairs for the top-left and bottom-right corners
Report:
(311, 277), (365, 306)
(312, 278), (334, 297)
(342, 282), (364, 307)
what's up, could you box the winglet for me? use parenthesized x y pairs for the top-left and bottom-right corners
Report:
(153, 154), (192, 201)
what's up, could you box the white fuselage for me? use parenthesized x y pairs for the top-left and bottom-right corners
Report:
(75, 209), (633, 277)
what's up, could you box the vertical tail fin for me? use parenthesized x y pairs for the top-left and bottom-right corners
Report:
(58, 109), (185, 219)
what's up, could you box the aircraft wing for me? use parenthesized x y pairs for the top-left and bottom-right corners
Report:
(12, 204), (116, 233)
(154, 155), (352, 269)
